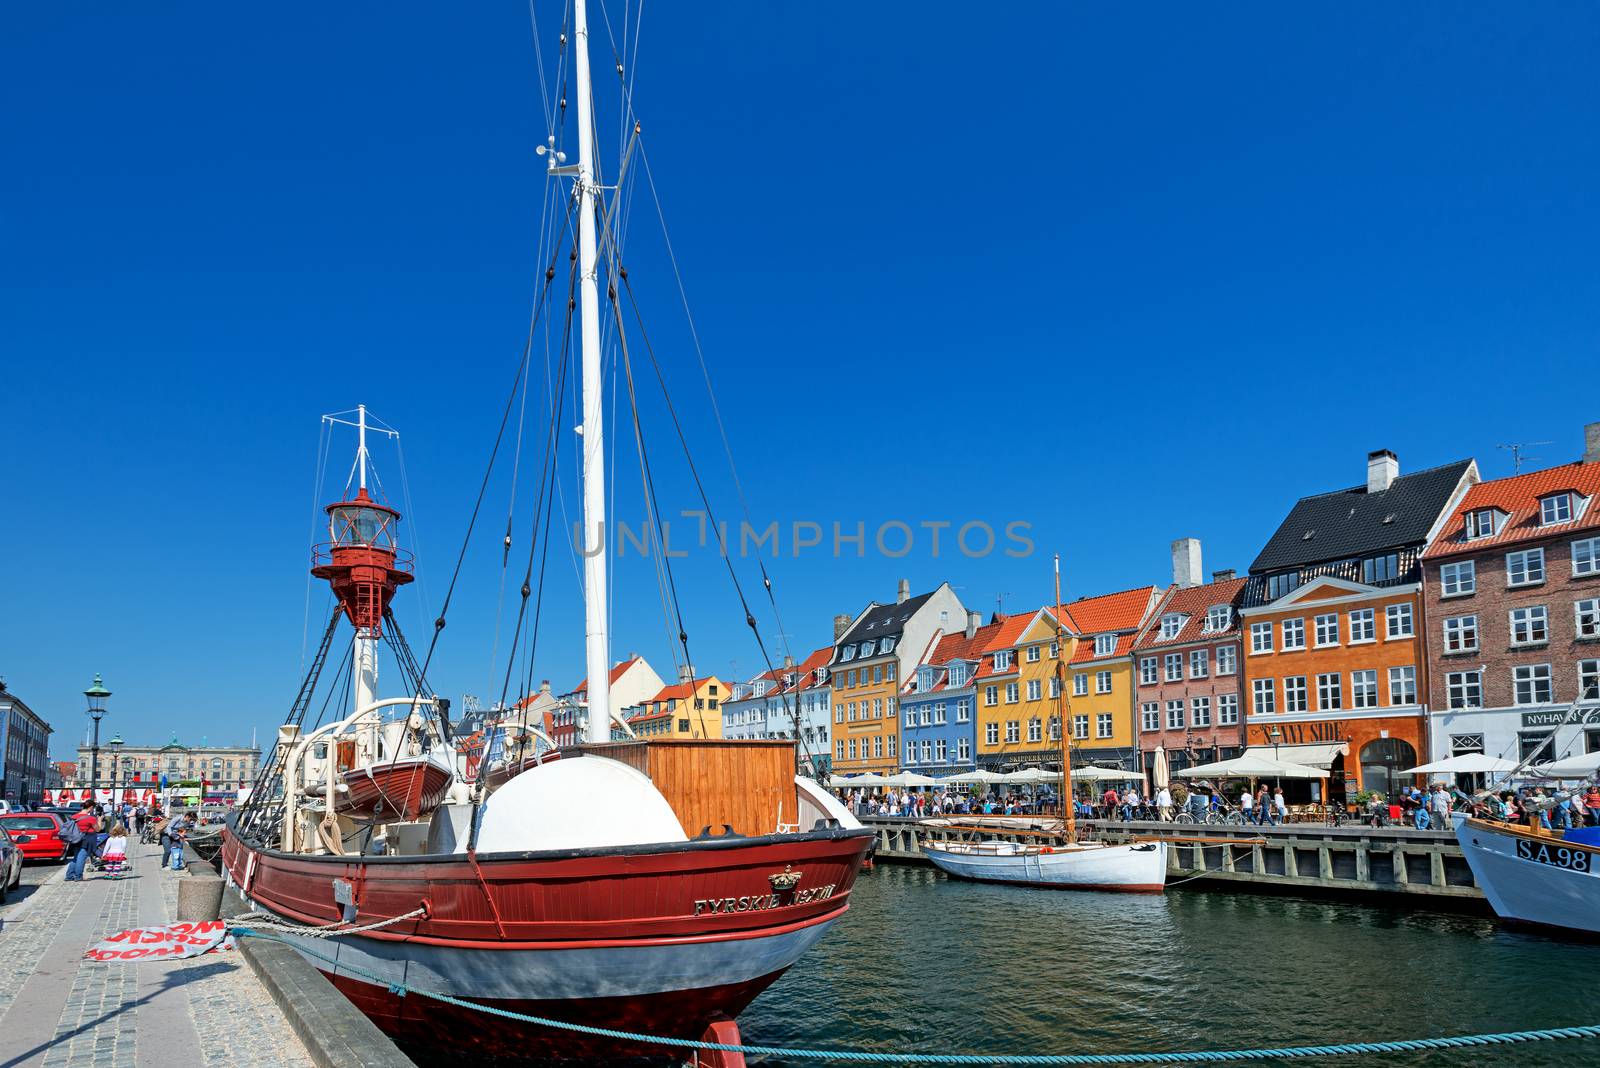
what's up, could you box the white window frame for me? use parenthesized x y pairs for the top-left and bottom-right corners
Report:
(1350, 669), (1379, 709)
(1507, 548), (1546, 588)
(1190, 648), (1209, 679)
(1005, 720), (1020, 744)
(1139, 657), (1158, 685)
(1026, 678), (1042, 701)
(1443, 614), (1479, 653)
(1027, 717), (1042, 743)
(1510, 605), (1549, 647)
(1514, 664), (1553, 706)
(1446, 670), (1483, 710)
(1218, 694), (1240, 725)
(1095, 712), (1113, 739)
(993, 649), (1012, 671)
(1283, 675), (1308, 713)
(1073, 674), (1088, 697)
(1026, 644), (1041, 663)
(1440, 560), (1476, 597)
(1576, 598), (1600, 640)
(1141, 702), (1160, 732)
(1073, 715), (1089, 740)
(1317, 672), (1342, 710)
(1252, 677), (1276, 715)
(1282, 617), (1306, 651)
(1216, 645), (1238, 676)
(1160, 613), (1185, 640)
(1094, 634), (1116, 657)
(1349, 608), (1376, 643)
(1004, 682), (1019, 704)
(1465, 508), (1498, 540)
(1389, 665), (1417, 705)
(1314, 613), (1339, 648)
(984, 685), (999, 707)
(1250, 621), (1274, 654)
(1575, 537), (1600, 578)
(1580, 660), (1600, 703)
(1095, 670), (1113, 694)
(1386, 602), (1414, 639)
(1541, 493), (1573, 526)
(956, 698), (971, 723)
(1205, 605), (1231, 632)
(1166, 700), (1185, 730)
(957, 737), (971, 761)
(985, 722), (1000, 745)
(1191, 695), (1212, 727)
(1164, 652), (1183, 681)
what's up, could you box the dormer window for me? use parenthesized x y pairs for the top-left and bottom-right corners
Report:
(1265, 572), (1300, 600)
(917, 667), (935, 692)
(1159, 613), (1186, 640)
(947, 663), (968, 688)
(1362, 553), (1400, 583)
(1540, 493), (1573, 526)
(1205, 605), (1231, 632)
(993, 650), (1012, 671)
(815, 667), (828, 685)
(1465, 508), (1499, 540)
(840, 645), (856, 662)
(859, 641), (874, 658)
(1094, 633), (1116, 657)
(879, 636), (896, 654)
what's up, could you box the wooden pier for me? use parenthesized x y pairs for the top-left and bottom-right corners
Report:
(861, 816), (1485, 902)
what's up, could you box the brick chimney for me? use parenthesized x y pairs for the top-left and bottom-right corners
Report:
(1171, 537), (1202, 589)
(966, 610), (982, 639)
(783, 654), (795, 670)
(833, 613), (852, 641)
(1585, 422), (1600, 464)
(1212, 569), (1236, 583)
(678, 664), (695, 684)
(897, 578), (910, 604)
(1367, 449), (1398, 494)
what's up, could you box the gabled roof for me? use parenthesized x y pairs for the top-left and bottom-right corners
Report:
(646, 677), (720, 704)
(1056, 586), (1161, 636)
(571, 655), (643, 695)
(1249, 459), (1476, 573)
(1131, 577), (1247, 651)
(789, 646), (834, 691)
(1070, 632), (1137, 664)
(902, 621), (1006, 695)
(835, 590), (936, 649)
(1421, 460), (1600, 560)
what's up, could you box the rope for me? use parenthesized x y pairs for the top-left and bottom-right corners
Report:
(228, 926), (1599, 1064)
(232, 905), (426, 939)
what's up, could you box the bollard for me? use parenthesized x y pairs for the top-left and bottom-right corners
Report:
(176, 875), (225, 922)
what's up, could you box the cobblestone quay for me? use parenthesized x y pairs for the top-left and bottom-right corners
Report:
(0, 840), (313, 1068)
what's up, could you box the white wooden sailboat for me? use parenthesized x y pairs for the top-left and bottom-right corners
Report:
(923, 556), (1169, 893)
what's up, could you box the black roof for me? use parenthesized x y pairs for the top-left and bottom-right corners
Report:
(1249, 459), (1474, 574)
(837, 591), (935, 648)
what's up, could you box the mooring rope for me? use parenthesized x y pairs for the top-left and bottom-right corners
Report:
(230, 927), (1600, 1064)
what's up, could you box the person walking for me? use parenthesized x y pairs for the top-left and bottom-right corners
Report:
(1253, 784), (1270, 826)
(1273, 787), (1288, 826)
(64, 802), (99, 881)
(1156, 785), (1173, 822)
(1239, 787), (1254, 824)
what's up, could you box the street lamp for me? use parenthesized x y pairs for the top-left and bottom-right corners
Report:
(1267, 725), (1283, 759)
(107, 736), (125, 800)
(84, 674), (112, 797)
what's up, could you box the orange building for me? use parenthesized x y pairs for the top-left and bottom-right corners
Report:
(1240, 450), (1478, 800)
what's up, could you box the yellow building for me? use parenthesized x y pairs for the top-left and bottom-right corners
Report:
(626, 676), (726, 739)
(973, 608), (1072, 769)
(1057, 587), (1162, 768)
(829, 581), (967, 773)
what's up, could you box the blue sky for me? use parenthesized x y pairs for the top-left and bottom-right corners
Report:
(4, 3), (1597, 759)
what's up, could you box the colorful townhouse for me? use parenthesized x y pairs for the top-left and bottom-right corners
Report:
(1240, 450), (1479, 801)
(722, 667), (784, 741)
(900, 611), (999, 776)
(829, 580), (967, 774)
(721, 647), (834, 772)
(624, 672), (727, 739)
(1057, 585), (1163, 771)
(972, 607), (1072, 772)
(1132, 538), (1248, 779)
(1420, 425), (1600, 767)
(560, 654), (665, 743)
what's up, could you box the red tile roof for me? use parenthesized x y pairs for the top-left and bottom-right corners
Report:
(647, 677), (718, 703)
(1422, 461), (1600, 560)
(1069, 632), (1138, 664)
(572, 655), (643, 694)
(1056, 586), (1161, 636)
(1131, 577), (1248, 651)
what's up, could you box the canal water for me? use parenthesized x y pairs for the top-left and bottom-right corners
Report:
(738, 865), (1599, 1066)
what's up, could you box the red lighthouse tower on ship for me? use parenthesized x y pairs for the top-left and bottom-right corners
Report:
(310, 405), (413, 716)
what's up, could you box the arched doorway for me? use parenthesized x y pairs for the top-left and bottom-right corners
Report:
(1359, 738), (1417, 799)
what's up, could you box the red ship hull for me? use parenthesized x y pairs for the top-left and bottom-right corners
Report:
(220, 822), (871, 1060)
(336, 757), (452, 822)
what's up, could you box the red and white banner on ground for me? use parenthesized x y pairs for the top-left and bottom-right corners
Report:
(84, 921), (234, 962)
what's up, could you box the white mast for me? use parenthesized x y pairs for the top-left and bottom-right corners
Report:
(353, 403), (377, 713)
(574, 0), (611, 743)
(357, 403), (368, 492)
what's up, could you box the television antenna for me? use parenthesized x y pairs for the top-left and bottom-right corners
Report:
(1497, 442), (1552, 474)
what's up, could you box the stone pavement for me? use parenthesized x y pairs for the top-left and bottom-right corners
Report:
(0, 841), (313, 1068)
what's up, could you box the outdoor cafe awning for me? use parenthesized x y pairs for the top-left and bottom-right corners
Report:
(1244, 742), (1348, 771)
(1175, 753), (1325, 780)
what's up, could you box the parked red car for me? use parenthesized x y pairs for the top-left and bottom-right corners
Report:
(0, 812), (68, 862)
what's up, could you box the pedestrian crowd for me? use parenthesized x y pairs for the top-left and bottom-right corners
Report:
(61, 799), (196, 880)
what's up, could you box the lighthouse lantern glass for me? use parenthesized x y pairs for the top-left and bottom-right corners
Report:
(330, 504), (395, 549)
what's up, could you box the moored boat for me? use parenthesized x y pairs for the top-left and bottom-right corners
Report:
(1454, 816), (1600, 936)
(923, 838), (1167, 893)
(336, 752), (453, 822)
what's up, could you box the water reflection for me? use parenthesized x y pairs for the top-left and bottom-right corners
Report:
(741, 866), (1598, 1066)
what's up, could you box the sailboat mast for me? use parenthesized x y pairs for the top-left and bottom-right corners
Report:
(1055, 554), (1076, 840)
(573, 0), (611, 743)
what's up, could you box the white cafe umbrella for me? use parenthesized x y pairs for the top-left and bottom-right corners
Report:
(884, 772), (940, 788)
(827, 773), (888, 788)
(1000, 767), (1054, 784)
(1529, 752), (1600, 779)
(1175, 752), (1325, 780)
(1071, 766), (1142, 782)
(939, 769), (1003, 784)
(1152, 745), (1170, 791)
(1403, 754), (1518, 775)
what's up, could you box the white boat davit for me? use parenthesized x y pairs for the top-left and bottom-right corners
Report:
(923, 838), (1168, 893)
(1455, 817), (1600, 936)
